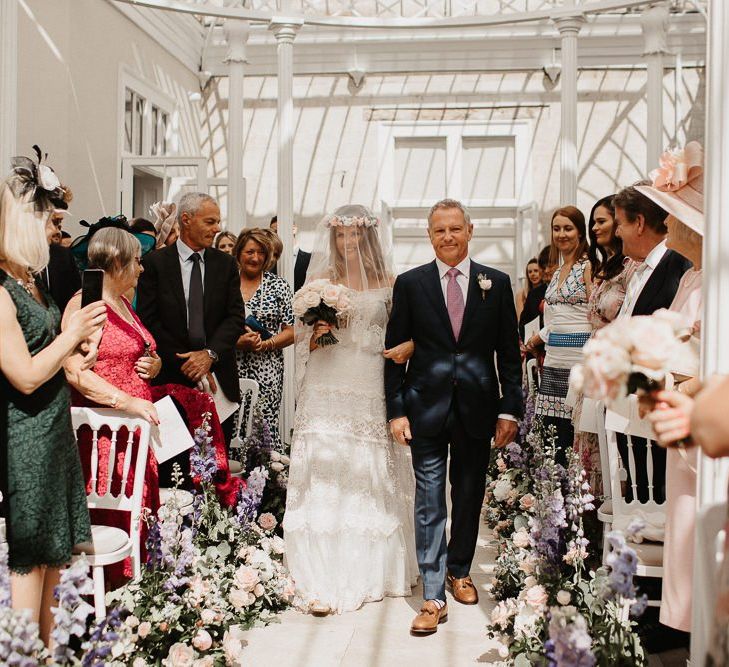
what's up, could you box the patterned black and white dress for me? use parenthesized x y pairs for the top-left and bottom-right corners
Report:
(236, 272), (294, 447)
(535, 257), (591, 422)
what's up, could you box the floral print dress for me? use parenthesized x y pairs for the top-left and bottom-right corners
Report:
(236, 272), (294, 448)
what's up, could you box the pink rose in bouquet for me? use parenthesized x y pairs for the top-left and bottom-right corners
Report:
(293, 279), (354, 346)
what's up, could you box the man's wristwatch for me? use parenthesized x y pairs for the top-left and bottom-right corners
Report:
(205, 349), (219, 363)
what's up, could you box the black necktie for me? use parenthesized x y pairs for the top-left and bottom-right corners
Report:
(188, 253), (206, 349)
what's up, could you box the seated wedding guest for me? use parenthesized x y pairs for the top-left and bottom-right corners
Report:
(150, 200), (179, 250)
(637, 141), (704, 652)
(60, 230), (72, 248)
(64, 227), (241, 585)
(137, 193), (244, 448)
(574, 195), (637, 485)
(515, 257), (541, 319)
(518, 244), (555, 341)
(525, 206), (591, 457)
(613, 182), (692, 504)
(215, 230), (236, 255)
(130, 217), (157, 239)
(0, 150), (106, 643)
(235, 228), (294, 447)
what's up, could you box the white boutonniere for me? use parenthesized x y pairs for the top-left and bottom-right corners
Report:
(477, 273), (492, 300)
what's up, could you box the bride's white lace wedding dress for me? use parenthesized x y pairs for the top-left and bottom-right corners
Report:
(283, 287), (419, 613)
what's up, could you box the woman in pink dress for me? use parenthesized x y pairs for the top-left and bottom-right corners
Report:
(64, 225), (240, 585)
(637, 141), (703, 647)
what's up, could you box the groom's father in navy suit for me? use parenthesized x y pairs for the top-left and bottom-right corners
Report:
(385, 199), (522, 634)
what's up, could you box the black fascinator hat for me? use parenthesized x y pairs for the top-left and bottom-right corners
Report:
(70, 214), (156, 271)
(8, 145), (68, 212)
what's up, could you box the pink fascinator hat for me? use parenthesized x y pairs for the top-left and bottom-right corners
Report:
(635, 141), (704, 236)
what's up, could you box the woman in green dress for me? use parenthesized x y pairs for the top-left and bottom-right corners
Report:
(0, 150), (106, 644)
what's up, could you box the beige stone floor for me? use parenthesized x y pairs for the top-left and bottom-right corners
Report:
(239, 520), (504, 667)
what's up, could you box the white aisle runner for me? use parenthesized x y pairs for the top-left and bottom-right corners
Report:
(238, 518), (503, 666)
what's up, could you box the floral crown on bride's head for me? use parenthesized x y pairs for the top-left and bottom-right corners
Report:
(326, 214), (379, 228)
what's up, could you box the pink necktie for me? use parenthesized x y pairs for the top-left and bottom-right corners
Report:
(446, 267), (465, 340)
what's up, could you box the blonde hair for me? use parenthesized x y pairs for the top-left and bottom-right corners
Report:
(88, 227), (141, 278)
(260, 228), (283, 271)
(0, 180), (50, 273)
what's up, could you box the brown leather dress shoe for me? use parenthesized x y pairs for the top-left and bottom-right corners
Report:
(447, 573), (478, 604)
(410, 601), (448, 634)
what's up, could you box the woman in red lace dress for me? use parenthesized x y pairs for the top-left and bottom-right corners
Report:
(63, 225), (240, 585)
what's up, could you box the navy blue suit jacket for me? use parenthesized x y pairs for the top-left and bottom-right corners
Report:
(384, 259), (523, 440)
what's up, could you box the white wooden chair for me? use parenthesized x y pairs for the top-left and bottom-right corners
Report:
(525, 358), (539, 396)
(228, 378), (260, 477)
(70, 407), (151, 619)
(691, 502), (727, 664)
(580, 399), (613, 562)
(603, 399), (665, 594)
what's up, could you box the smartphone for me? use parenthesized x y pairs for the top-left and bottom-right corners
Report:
(81, 269), (104, 307)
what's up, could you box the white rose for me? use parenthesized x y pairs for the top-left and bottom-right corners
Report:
(557, 590), (571, 605)
(269, 451), (281, 462)
(524, 584), (548, 610)
(200, 609), (217, 625)
(269, 535), (285, 555)
(223, 630), (244, 666)
(133, 659), (148, 667)
(230, 587), (255, 609)
(138, 621), (152, 638)
(322, 284), (341, 307)
(519, 557), (536, 575)
(490, 600), (514, 627)
(303, 290), (321, 309)
(523, 576), (537, 589)
(164, 643), (195, 667)
(511, 528), (531, 549)
(234, 565), (259, 591)
(492, 478), (512, 502)
(125, 614), (140, 628)
(192, 629), (213, 652)
(270, 461), (285, 473)
(513, 604), (540, 639)
(254, 582), (265, 597)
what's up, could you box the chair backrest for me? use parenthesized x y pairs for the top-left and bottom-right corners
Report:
(591, 400), (612, 503)
(231, 378), (260, 450)
(71, 407), (151, 568)
(604, 396), (666, 519)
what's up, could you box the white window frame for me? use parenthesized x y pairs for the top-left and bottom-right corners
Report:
(117, 65), (176, 160)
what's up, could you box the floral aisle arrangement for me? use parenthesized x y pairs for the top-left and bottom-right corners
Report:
(485, 422), (647, 666)
(292, 279), (353, 346)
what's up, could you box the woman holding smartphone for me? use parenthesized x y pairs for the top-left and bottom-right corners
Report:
(0, 153), (106, 644)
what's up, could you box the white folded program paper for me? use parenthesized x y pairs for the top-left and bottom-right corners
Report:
(199, 373), (240, 423)
(151, 396), (195, 463)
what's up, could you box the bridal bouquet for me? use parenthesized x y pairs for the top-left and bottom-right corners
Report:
(292, 279), (353, 346)
(570, 309), (694, 406)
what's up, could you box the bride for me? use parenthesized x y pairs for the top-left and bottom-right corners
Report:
(283, 204), (419, 614)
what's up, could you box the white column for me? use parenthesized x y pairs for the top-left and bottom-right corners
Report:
(0, 0), (18, 173)
(223, 19), (249, 234)
(692, 2), (729, 663)
(271, 17), (302, 448)
(553, 14), (585, 205)
(641, 3), (670, 173)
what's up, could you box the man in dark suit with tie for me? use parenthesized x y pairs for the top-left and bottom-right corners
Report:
(269, 215), (310, 291)
(613, 183), (692, 504)
(385, 199), (522, 634)
(137, 193), (245, 450)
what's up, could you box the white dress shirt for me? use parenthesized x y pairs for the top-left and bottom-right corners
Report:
(434, 256), (515, 423)
(618, 239), (667, 317)
(176, 238), (206, 325)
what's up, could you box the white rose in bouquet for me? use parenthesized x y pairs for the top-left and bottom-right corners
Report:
(628, 313), (682, 378)
(303, 289), (322, 309)
(322, 283), (342, 307)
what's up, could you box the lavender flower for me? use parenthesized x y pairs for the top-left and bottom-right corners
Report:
(190, 414), (218, 483)
(546, 607), (596, 667)
(504, 442), (525, 469)
(236, 466), (269, 525)
(145, 518), (163, 570)
(604, 531), (639, 600)
(81, 607), (123, 667)
(51, 558), (95, 662)
(0, 543), (11, 609)
(0, 607), (44, 665)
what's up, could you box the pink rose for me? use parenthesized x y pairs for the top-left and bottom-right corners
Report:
(192, 629), (213, 652)
(496, 458), (507, 473)
(234, 565), (259, 592)
(254, 582), (265, 597)
(138, 621), (152, 638)
(524, 584), (548, 610)
(336, 291), (351, 313)
(164, 643), (194, 667)
(258, 512), (277, 531)
(519, 494), (535, 511)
